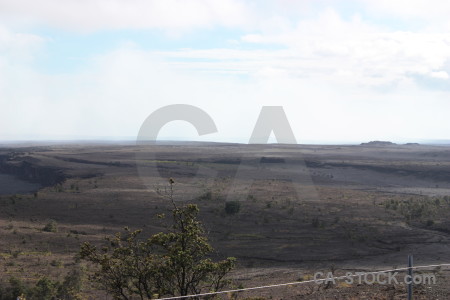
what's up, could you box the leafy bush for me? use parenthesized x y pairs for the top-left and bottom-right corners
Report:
(50, 259), (63, 268)
(32, 277), (58, 300)
(198, 190), (213, 201)
(42, 220), (58, 233)
(0, 268), (84, 300)
(225, 201), (241, 215)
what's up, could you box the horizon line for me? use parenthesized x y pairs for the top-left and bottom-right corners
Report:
(1, 139), (450, 146)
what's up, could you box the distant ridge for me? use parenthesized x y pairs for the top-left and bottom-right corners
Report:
(360, 141), (396, 146)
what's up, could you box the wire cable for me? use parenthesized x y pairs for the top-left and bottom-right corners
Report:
(155, 262), (450, 300)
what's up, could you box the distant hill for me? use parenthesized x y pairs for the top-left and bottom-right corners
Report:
(360, 141), (396, 146)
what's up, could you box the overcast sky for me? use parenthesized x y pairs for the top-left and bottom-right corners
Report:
(1, 0), (450, 143)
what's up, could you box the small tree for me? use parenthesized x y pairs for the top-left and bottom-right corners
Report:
(31, 277), (58, 300)
(57, 267), (85, 300)
(80, 228), (163, 299)
(80, 179), (235, 299)
(151, 203), (235, 296)
(7, 277), (27, 299)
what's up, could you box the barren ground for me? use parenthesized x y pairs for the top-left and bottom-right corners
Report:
(1, 142), (450, 299)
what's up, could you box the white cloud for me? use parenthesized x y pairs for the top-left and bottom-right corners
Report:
(362, 0), (450, 20)
(2, 3), (450, 142)
(0, 0), (253, 33)
(0, 25), (47, 139)
(136, 9), (450, 89)
(2, 41), (450, 142)
(0, 25), (44, 60)
(429, 71), (449, 79)
(2, 0), (450, 34)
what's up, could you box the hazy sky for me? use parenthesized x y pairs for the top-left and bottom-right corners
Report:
(1, 0), (450, 143)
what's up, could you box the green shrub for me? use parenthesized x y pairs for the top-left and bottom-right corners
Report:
(50, 259), (63, 268)
(225, 201), (241, 215)
(0, 268), (84, 300)
(32, 277), (58, 300)
(43, 220), (58, 233)
(198, 190), (213, 201)
(57, 268), (85, 299)
(8, 277), (27, 299)
(247, 194), (256, 202)
(11, 251), (21, 258)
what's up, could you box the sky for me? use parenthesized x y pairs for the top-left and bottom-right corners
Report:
(1, 0), (450, 144)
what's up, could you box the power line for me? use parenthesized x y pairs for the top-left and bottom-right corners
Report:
(156, 262), (450, 300)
